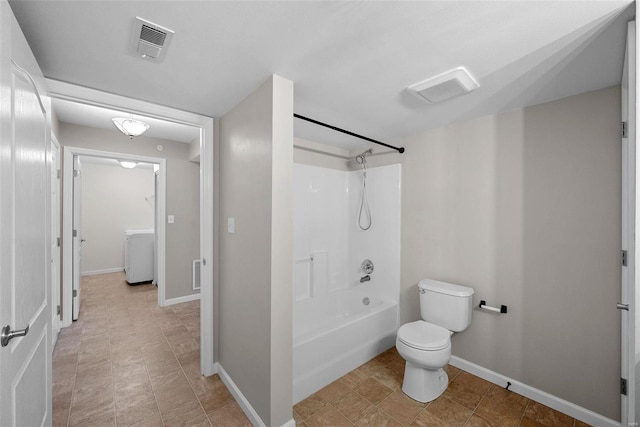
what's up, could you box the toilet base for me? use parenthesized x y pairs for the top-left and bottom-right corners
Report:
(401, 362), (448, 403)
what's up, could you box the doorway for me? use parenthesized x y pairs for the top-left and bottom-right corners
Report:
(49, 78), (215, 377)
(62, 147), (167, 322)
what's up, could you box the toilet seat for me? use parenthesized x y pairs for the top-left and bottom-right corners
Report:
(397, 321), (450, 351)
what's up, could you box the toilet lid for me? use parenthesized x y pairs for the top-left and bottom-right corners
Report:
(397, 321), (450, 351)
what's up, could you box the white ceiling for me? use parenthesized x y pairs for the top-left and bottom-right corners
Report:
(9, 1), (635, 151)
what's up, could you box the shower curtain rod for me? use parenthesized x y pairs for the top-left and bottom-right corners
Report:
(293, 114), (405, 154)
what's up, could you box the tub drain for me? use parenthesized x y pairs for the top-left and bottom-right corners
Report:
(362, 297), (370, 306)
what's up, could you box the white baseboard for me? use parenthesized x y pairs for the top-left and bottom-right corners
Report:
(449, 356), (619, 427)
(215, 362), (266, 427)
(163, 293), (200, 306)
(81, 267), (123, 276)
(214, 363), (295, 427)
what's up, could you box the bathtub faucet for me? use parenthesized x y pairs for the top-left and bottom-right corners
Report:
(360, 275), (371, 283)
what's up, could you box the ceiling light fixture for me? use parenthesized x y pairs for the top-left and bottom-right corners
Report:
(112, 117), (150, 139)
(119, 160), (138, 169)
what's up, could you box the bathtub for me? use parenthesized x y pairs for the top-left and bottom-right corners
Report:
(293, 287), (398, 403)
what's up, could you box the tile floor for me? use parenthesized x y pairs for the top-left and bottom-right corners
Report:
(54, 272), (591, 427)
(52, 272), (250, 427)
(294, 350), (592, 427)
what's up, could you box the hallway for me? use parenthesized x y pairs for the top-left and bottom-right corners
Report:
(52, 272), (250, 427)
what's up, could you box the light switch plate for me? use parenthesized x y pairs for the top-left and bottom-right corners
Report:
(168, 215), (175, 224)
(227, 217), (235, 234)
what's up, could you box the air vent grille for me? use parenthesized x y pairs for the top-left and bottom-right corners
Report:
(130, 17), (174, 63)
(407, 67), (479, 104)
(140, 25), (167, 47)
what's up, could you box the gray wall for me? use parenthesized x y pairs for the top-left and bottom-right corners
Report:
(81, 161), (154, 274)
(397, 86), (621, 419)
(218, 75), (293, 426)
(59, 123), (200, 300)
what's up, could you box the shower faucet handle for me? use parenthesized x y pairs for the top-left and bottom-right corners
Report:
(360, 275), (371, 283)
(361, 259), (374, 274)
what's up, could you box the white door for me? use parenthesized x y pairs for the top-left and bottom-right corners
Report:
(51, 136), (61, 346)
(72, 155), (82, 320)
(0, 3), (52, 426)
(621, 20), (638, 427)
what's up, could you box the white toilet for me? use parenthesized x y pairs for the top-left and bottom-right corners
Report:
(396, 279), (474, 403)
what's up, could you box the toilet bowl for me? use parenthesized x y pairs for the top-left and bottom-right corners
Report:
(396, 279), (474, 403)
(396, 320), (452, 402)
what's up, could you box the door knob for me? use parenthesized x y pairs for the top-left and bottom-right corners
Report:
(617, 303), (629, 311)
(1, 324), (29, 347)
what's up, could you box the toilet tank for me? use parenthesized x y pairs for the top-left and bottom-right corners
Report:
(418, 279), (474, 332)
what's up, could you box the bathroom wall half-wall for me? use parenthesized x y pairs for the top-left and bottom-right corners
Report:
(58, 123), (200, 301)
(217, 74), (293, 427)
(298, 85), (621, 421)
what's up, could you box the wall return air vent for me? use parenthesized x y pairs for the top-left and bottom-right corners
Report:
(407, 67), (479, 104)
(130, 17), (174, 63)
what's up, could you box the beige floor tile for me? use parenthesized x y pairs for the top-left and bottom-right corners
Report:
(161, 400), (206, 426)
(293, 410), (306, 425)
(424, 395), (473, 426)
(113, 364), (149, 388)
(208, 401), (252, 427)
(72, 381), (114, 406)
(355, 407), (403, 427)
(53, 388), (73, 410)
(53, 352), (79, 368)
(519, 418), (547, 427)
(52, 407), (71, 427)
(523, 401), (573, 427)
(409, 409), (451, 427)
(189, 374), (225, 397)
(294, 394), (326, 419)
(199, 384), (236, 414)
(332, 390), (375, 422)
(485, 385), (529, 413)
(164, 413), (211, 427)
(444, 379), (484, 410)
(304, 405), (352, 427)
(76, 348), (111, 369)
(452, 372), (493, 396)
(114, 381), (155, 407)
(75, 360), (112, 386)
(340, 367), (369, 389)
(117, 401), (160, 427)
(111, 343), (144, 365)
(378, 390), (424, 426)
(314, 378), (352, 404)
(154, 383), (198, 412)
(474, 396), (522, 427)
(371, 365), (404, 391)
(118, 413), (164, 427)
(465, 414), (497, 427)
(147, 364), (190, 390)
(354, 377), (394, 405)
(68, 396), (114, 427)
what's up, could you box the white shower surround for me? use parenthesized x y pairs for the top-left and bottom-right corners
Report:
(292, 163), (401, 403)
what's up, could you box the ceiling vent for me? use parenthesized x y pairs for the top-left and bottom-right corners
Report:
(407, 67), (479, 104)
(130, 17), (174, 63)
